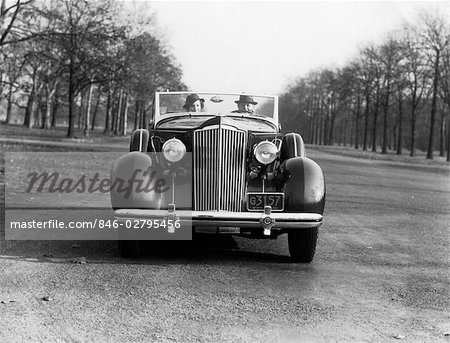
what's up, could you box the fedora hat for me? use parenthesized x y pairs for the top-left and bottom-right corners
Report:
(183, 94), (205, 109)
(235, 94), (258, 105)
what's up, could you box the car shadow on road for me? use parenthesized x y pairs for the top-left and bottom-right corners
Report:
(0, 236), (293, 265)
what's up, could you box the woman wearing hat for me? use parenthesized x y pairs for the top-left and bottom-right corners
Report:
(233, 94), (258, 114)
(183, 94), (205, 112)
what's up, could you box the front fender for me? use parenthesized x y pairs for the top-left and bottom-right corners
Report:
(110, 152), (168, 209)
(110, 152), (192, 210)
(281, 157), (325, 214)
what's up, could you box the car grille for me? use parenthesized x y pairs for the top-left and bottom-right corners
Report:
(193, 126), (247, 211)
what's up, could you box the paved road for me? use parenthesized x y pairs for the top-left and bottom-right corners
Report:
(1, 149), (449, 342)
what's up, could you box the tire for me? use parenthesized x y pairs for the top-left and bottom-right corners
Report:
(118, 240), (142, 258)
(288, 227), (318, 263)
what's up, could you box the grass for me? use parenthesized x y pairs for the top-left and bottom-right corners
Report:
(0, 122), (129, 152)
(307, 144), (450, 168)
(0, 122), (129, 143)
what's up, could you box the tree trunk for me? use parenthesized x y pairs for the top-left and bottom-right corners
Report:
(77, 92), (84, 129)
(439, 110), (445, 157)
(104, 87), (112, 133)
(51, 100), (59, 127)
(35, 98), (43, 128)
(447, 110), (450, 162)
(133, 100), (139, 131)
(39, 101), (46, 129)
(324, 99), (329, 145)
(343, 117), (347, 146)
(392, 126), (397, 152)
(396, 96), (403, 155)
(43, 83), (58, 130)
(382, 85), (390, 154)
(114, 87), (123, 135)
(427, 49), (440, 160)
(91, 86), (101, 130)
(122, 93), (129, 136)
(5, 86), (13, 124)
(142, 106), (147, 129)
(44, 97), (52, 129)
(371, 86), (380, 152)
(30, 96), (38, 129)
(329, 112), (336, 145)
(350, 110), (354, 147)
(355, 95), (361, 149)
(24, 93), (35, 128)
(410, 106), (416, 157)
(363, 93), (370, 151)
(0, 69), (3, 97)
(67, 58), (75, 138)
(318, 110), (323, 145)
(371, 99), (379, 152)
(23, 89), (34, 128)
(84, 83), (94, 136)
(111, 100), (117, 133)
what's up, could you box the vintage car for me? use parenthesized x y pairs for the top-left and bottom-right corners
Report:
(110, 92), (325, 262)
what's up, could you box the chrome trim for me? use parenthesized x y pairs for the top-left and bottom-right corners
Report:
(114, 209), (323, 229)
(217, 121), (223, 210)
(293, 135), (298, 156)
(193, 125), (247, 211)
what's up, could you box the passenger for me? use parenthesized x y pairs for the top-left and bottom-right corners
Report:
(183, 94), (205, 112)
(233, 95), (258, 114)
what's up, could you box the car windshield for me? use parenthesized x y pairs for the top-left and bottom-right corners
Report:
(158, 92), (276, 119)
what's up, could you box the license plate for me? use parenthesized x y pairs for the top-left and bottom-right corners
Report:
(246, 193), (284, 211)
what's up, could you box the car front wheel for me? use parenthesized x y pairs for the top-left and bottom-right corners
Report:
(288, 227), (318, 263)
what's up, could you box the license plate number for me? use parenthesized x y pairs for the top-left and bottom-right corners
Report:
(246, 193), (284, 211)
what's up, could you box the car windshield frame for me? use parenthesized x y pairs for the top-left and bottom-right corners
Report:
(154, 91), (279, 127)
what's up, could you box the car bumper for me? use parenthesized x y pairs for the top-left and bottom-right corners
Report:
(114, 209), (323, 230)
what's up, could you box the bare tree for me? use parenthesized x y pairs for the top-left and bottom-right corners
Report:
(416, 12), (450, 159)
(371, 36), (403, 154)
(439, 38), (450, 161)
(400, 27), (431, 157)
(1, 44), (26, 123)
(0, 0), (33, 46)
(34, 0), (125, 137)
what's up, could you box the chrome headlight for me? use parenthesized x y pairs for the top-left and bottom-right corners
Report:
(254, 141), (278, 165)
(162, 138), (186, 162)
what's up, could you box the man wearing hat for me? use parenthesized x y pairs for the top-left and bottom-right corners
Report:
(233, 94), (258, 114)
(183, 93), (205, 112)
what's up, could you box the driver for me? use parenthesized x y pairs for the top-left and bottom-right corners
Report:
(183, 93), (205, 112)
(233, 95), (258, 114)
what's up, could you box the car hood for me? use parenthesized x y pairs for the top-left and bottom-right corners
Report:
(156, 114), (277, 132)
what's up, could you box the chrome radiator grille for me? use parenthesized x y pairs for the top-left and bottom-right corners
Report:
(193, 126), (247, 211)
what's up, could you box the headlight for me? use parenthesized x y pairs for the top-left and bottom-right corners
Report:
(254, 141), (278, 165)
(162, 138), (186, 162)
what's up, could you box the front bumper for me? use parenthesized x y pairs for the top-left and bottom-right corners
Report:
(114, 209), (323, 230)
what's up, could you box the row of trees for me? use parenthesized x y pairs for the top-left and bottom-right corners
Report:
(280, 11), (450, 160)
(0, 0), (186, 137)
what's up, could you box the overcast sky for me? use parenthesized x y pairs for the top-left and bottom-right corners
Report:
(146, 1), (449, 95)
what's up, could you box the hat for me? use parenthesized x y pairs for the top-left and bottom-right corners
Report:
(183, 94), (205, 109)
(235, 94), (258, 105)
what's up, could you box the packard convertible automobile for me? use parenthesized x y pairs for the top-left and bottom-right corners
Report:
(110, 92), (325, 262)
